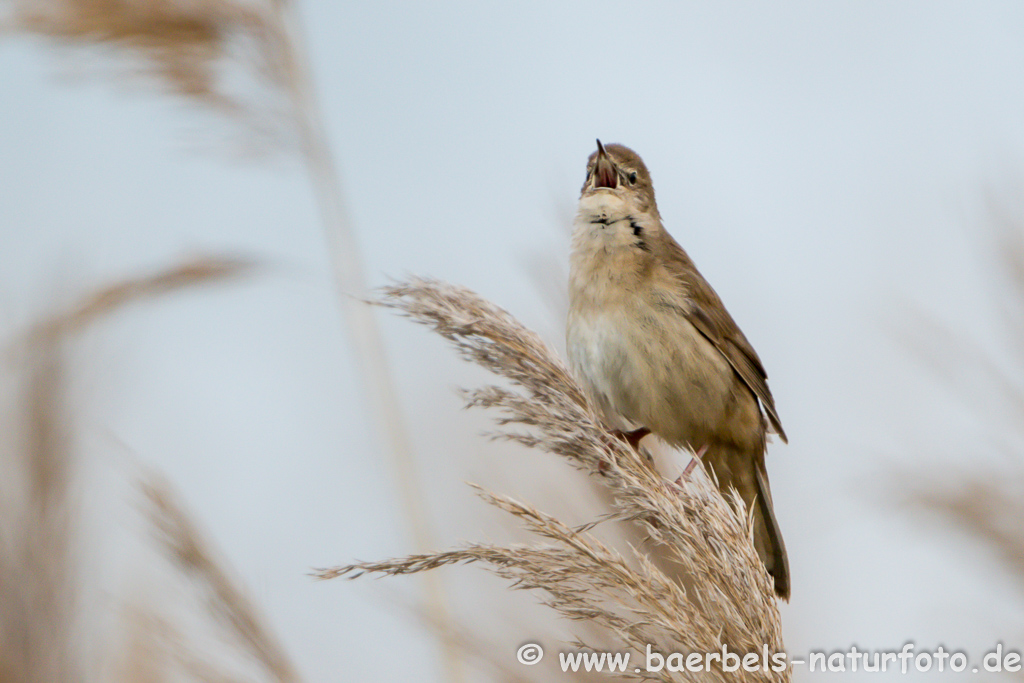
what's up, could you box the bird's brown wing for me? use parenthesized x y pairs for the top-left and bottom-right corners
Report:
(662, 237), (788, 443)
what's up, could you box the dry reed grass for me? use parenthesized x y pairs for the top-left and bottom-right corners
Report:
(5, 3), (457, 677)
(140, 477), (301, 683)
(0, 302), (79, 683)
(5, 0), (299, 152)
(0, 257), (300, 683)
(896, 209), (1024, 647)
(316, 278), (788, 683)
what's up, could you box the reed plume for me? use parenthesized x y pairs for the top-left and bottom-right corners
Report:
(317, 278), (788, 683)
(139, 476), (301, 683)
(4, 2), (453, 675)
(5, 0), (298, 152)
(0, 256), (272, 683)
(896, 205), (1024, 642)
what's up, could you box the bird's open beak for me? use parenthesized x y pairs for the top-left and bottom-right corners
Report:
(594, 139), (618, 189)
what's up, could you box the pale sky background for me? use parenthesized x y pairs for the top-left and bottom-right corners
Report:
(3, 1), (1024, 681)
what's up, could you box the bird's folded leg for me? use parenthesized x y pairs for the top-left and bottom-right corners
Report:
(674, 444), (709, 486)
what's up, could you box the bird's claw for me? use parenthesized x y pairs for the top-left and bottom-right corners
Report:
(610, 427), (651, 450)
(597, 427), (652, 476)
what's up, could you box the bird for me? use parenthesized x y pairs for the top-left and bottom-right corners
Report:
(566, 140), (790, 599)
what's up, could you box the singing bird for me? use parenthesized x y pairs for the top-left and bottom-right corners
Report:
(566, 141), (790, 599)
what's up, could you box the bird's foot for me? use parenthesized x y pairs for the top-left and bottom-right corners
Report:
(673, 444), (709, 488)
(610, 427), (651, 451)
(597, 427), (651, 475)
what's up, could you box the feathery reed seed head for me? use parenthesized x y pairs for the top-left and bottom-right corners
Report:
(317, 278), (788, 682)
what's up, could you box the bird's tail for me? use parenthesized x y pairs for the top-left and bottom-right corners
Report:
(753, 463), (790, 600)
(704, 445), (790, 600)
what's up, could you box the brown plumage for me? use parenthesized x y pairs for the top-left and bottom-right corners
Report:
(567, 141), (790, 599)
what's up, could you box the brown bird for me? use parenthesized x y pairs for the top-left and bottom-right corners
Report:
(566, 140), (790, 599)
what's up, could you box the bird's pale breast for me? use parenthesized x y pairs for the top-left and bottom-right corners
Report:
(567, 294), (759, 451)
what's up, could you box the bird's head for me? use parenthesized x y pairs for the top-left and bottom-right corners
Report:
(580, 140), (659, 217)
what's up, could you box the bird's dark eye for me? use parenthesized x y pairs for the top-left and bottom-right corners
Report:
(628, 172), (638, 185)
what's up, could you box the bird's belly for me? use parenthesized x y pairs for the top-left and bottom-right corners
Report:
(567, 306), (744, 448)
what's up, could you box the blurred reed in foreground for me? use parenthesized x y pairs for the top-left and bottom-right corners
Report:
(2, 3), (452, 673)
(0, 258), (300, 683)
(317, 278), (788, 683)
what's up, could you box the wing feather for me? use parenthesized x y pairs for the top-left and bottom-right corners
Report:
(661, 236), (788, 443)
